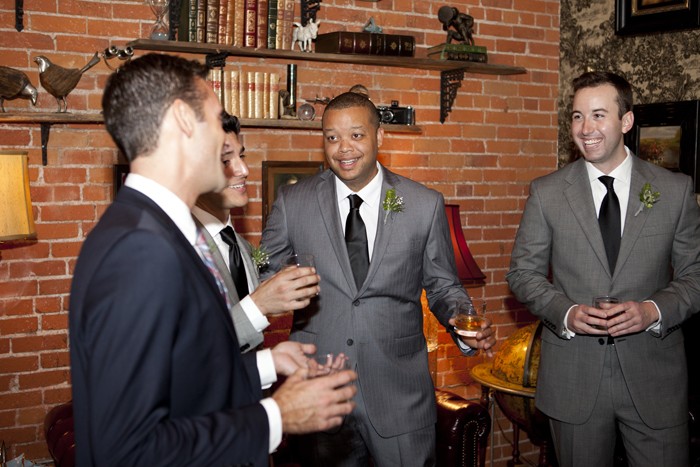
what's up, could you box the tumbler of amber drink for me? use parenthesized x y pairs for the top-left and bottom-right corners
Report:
(452, 302), (489, 338)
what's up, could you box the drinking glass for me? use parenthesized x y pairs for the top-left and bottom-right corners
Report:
(451, 301), (489, 338)
(307, 353), (349, 378)
(146, 0), (169, 40)
(283, 253), (315, 268)
(592, 296), (620, 330)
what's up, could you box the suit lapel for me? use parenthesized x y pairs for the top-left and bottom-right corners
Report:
(315, 171), (358, 292)
(564, 160), (612, 276)
(193, 217), (240, 303)
(363, 169), (398, 293)
(615, 157), (655, 281)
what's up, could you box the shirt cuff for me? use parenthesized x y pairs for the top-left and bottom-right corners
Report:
(240, 295), (270, 332)
(260, 397), (282, 453)
(562, 305), (576, 339)
(643, 300), (662, 333)
(256, 348), (277, 389)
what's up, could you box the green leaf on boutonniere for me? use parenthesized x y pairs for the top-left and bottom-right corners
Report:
(251, 245), (270, 272)
(382, 188), (405, 224)
(634, 182), (660, 216)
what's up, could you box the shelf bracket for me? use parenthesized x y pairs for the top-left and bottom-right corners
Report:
(440, 69), (465, 123)
(15, 0), (23, 32)
(205, 52), (229, 69)
(40, 123), (51, 166)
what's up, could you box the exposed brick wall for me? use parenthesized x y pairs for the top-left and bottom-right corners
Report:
(0, 0), (559, 463)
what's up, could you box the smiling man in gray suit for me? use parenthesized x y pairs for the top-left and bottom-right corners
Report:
(261, 91), (495, 466)
(193, 111), (321, 352)
(507, 71), (700, 466)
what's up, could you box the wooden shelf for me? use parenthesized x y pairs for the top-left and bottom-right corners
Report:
(127, 39), (527, 76)
(128, 39), (527, 122)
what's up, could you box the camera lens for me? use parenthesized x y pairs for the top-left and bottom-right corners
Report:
(380, 110), (394, 123)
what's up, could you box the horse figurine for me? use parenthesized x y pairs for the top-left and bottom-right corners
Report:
(292, 19), (320, 52)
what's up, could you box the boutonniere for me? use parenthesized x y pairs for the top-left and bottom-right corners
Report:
(634, 182), (660, 216)
(250, 245), (270, 273)
(382, 188), (405, 224)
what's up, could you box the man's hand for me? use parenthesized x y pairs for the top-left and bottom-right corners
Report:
(271, 341), (316, 376)
(568, 301), (659, 336)
(250, 266), (320, 315)
(448, 317), (496, 358)
(273, 368), (357, 434)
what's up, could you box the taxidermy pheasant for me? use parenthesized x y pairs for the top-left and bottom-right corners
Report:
(34, 52), (100, 112)
(0, 66), (38, 112)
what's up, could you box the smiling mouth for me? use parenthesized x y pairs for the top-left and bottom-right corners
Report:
(583, 138), (602, 147)
(339, 158), (359, 167)
(227, 183), (245, 190)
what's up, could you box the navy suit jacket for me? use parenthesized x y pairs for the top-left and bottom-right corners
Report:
(69, 187), (269, 466)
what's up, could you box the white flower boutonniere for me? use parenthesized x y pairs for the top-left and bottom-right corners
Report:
(382, 188), (405, 224)
(251, 245), (270, 272)
(634, 182), (660, 216)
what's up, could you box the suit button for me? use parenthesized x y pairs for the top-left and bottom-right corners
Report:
(346, 339), (354, 346)
(598, 338), (605, 345)
(353, 300), (360, 306)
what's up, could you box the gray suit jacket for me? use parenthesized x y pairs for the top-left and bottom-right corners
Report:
(507, 155), (700, 429)
(261, 165), (471, 437)
(193, 215), (263, 352)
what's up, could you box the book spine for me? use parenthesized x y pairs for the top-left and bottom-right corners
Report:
(400, 36), (415, 57)
(262, 72), (270, 118)
(281, 0), (295, 50)
(247, 71), (255, 119)
(244, 0), (258, 48)
(196, 0), (207, 43)
(257, 0), (268, 49)
(178, 0), (191, 41)
(269, 72), (279, 119)
(207, 68), (223, 103)
(275, 3), (284, 49)
(188, 0), (198, 42)
(217, 0), (228, 44)
(239, 70), (248, 118)
(233, 0), (245, 47)
(206, 0), (219, 43)
(254, 71), (264, 119)
(224, 0), (235, 45)
(266, 0), (278, 49)
(228, 69), (240, 117)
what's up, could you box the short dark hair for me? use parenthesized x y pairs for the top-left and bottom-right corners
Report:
(572, 71), (633, 119)
(102, 53), (209, 162)
(323, 91), (380, 129)
(221, 110), (240, 135)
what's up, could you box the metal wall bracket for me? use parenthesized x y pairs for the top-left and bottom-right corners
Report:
(205, 52), (229, 69)
(15, 0), (24, 31)
(41, 123), (50, 166)
(440, 69), (465, 123)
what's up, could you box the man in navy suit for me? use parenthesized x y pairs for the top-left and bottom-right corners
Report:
(69, 53), (356, 466)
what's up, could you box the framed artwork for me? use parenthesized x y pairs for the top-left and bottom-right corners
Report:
(624, 100), (700, 192)
(113, 164), (130, 198)
(615, 0), (700, 35)
(262, 161), (324, 227)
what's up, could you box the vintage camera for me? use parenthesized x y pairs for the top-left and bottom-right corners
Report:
(376, 100), (415, 125)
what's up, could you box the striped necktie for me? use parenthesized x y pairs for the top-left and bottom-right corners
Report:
(195, 229), (232, 309)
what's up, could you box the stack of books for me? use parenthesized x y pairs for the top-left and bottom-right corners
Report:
(174, 0), (297, 50)
(426, 43), (487, 63)
(208, 67), (281, 119)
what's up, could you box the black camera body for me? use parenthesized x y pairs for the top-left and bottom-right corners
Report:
(376, 100), (415, 125)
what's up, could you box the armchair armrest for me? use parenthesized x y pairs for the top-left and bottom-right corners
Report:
(435, 389), (491, 467)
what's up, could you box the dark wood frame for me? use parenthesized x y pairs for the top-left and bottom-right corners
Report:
(625, 100), (700, 192)
(616, 0), (700, 35)
(262, 161), (324, 227)
(113, 164), (130, 198)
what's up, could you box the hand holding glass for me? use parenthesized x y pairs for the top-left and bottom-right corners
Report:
(452, 302), (489, 338)
(307, 353), (349, 379)
(284, 253), (315, 268)
(592, 296), (621, 330)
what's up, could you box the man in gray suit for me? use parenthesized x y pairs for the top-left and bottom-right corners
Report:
(507, 71), (700, 466)
(193, 111), (320, 352)
(261, 91), (495, 466)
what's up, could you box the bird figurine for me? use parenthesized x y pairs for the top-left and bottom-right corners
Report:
(0, 66), (38, 112)
(34, 52), (101, 113)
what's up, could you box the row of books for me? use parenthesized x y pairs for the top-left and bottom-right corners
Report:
(175, 0), (297, 50)
(426, 43), (488, 63)
(314, 31), (416, 57)
(208, 68), (281, 120)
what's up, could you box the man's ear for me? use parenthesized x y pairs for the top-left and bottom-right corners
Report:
(621, 111), (634, 134)
(376, 126), (384, 147)
(171, 99), (195, 137)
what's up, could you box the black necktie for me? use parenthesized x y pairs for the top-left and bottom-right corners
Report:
(345, 194), (369, 288)
(220, 226), (249, 298)
(598, 176), (621, 273)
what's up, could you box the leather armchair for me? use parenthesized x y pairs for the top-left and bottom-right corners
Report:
(44, 389), (491, 467)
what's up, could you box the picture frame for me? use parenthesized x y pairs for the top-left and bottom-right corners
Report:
(113, 164), (130, 198)
(615, 0), (700, 35)
(262, 161), (324, 227)
(624, 100), (700, 193)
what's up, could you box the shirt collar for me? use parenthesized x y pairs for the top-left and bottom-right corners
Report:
(334, 162), (384, 206)
(124, 173), (198, 245)
(585, 146), (633, 185)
